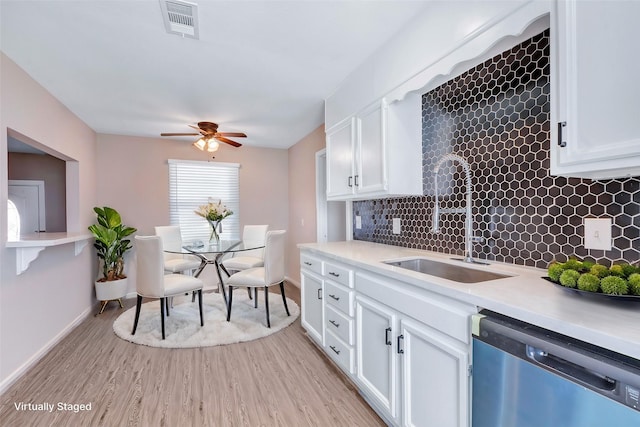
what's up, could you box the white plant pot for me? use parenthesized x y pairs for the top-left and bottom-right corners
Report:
(95, 277), (128, 301)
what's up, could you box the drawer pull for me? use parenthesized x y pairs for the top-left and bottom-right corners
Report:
(328, 271), (340, 278)
(304, 261), (312, 266)
(385, 327), (392, 346)
(317, 289), (322, 300)
(329, 319), (340, 328)
(329, 294), (340, 301)
(397, 334), (405, 354)
(329, 345), (341, 355)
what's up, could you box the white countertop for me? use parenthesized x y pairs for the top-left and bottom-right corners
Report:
(299, 240), (640, 360)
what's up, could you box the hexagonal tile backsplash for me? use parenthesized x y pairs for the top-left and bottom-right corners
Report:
(353, 30), (639, 269)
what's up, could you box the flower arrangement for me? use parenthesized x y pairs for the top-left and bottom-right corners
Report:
(195, 198), (233, 243)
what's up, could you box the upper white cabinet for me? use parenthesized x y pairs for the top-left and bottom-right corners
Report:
(551, 0), (640, 179)
(326, 95), (422, 201)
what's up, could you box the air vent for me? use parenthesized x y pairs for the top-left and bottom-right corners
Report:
(159, 0), (199, 39)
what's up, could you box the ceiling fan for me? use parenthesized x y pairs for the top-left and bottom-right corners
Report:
(161, 121), (246, 152)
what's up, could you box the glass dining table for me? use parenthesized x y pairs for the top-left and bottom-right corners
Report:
(163, 240), (265, 313)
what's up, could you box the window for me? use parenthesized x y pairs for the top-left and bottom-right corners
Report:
(168, 160), (240, 242)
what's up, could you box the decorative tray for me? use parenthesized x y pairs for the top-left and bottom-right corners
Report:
(542, 277), (640, 303)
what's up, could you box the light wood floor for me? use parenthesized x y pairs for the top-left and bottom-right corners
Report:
(0, 283), (384, 426)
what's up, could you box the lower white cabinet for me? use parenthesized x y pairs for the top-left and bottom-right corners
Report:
(400, 318), (469, 427)
(301, 269), (324, 346)
(355, 295), (399, 424)
(299, 249), (474, 427)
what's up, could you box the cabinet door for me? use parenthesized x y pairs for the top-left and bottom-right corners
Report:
(400, 318), (470, 427)
(326, 118), (356, 198)
(355, 295), (399, 423)
(356, 100), (387, 194)
(301, 270), (324, 346)
(552, 0), (640, 178)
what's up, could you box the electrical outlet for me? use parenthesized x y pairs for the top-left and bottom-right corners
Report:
(584, 218), (612, 250)
(392, 218), (401, 235)
(355, 215), (362, 229)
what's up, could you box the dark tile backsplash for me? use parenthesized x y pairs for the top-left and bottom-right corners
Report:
(353, 30), (640, 269)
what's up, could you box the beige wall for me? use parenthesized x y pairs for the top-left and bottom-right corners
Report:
(8, 152), (67, 232)
(1, 53), (98, 390)
(287, 125), (325, 284)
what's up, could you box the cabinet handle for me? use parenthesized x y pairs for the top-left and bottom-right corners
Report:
(329, 294), (340, 301)
(397, 334), (404, 354)
(354, 174), (359, 187)
(329, 345), (341, 355)
(557, 121), (567, 147)
(304, 261), (312, 266)
(317, 289), (322, 300)
(385, 327), (392, 346)
(328, 271), (340, 278)
(329, 320), (340, 328)
(348, 176), (353, 187)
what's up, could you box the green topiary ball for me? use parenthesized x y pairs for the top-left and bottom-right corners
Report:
(563, 259), (584, 272)
(548, 263), (565, 282)
(581, 260), (596, 271)
(577, 273), (600, 293)
(620, 264), (638, 278)
(590, 264), (610, 278)
(600, 276), (628, 295)
(559, 269), (581, 288)
(628, 273), (640, 296)
(609, 264), (625, 277)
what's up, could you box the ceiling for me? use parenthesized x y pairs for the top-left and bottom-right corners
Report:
(0, 0), (431, 150)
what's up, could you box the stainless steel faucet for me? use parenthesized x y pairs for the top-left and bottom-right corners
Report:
(432, 153), (483, 264)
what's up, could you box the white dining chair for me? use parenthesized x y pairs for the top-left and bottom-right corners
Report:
(221, 224), (268, 303)
(155, 225), (201, 275)
(132, 236), (204, 340)
(226, 230), (289, 328)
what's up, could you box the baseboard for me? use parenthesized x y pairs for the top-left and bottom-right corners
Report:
(0, 306), (93, 395)
(285, 276), (300, 288)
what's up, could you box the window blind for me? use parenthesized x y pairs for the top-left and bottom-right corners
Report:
(168, 159), (240, 242)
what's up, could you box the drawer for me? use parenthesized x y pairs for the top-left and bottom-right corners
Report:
(325, 304), (354, 345)
(325, 330), (355, 375)
(323, 261), (353, 288)
(300, 253), (323, 276)
(324, 280), (354, 317)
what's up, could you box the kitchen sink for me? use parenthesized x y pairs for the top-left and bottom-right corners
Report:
(383, 258), (510, 283)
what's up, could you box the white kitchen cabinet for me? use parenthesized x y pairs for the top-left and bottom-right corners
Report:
(400, 318), (469, 427)
(356, 271), (473, 427)
(326, 96), (422, 201)
(300, 254), (324, 346)
(355, 295), (399, 424)
(551, 0), (640, 179)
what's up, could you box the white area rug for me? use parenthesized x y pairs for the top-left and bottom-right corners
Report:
(113, 290), (299, 348)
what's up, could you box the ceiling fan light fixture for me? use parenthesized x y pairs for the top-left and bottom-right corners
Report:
(193, 137), (207, 150)
(206, 139), (219, 152)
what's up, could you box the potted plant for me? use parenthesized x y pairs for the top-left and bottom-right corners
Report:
(88, 206), (137, 313)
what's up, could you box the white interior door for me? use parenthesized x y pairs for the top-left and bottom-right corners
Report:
(8, 180), (46, 233)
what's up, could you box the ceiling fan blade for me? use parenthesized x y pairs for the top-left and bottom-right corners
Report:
(161, 132), (200, 136)
(215, 136), (242, 147)
(188, 124), (207, 134)
(216, 132), (247, 138)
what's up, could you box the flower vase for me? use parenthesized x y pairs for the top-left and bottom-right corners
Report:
(207, 220), (221, 244)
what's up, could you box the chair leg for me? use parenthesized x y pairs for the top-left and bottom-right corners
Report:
(226, 286), (234, 322)
(160, 297), (166, 340)
(198, 289), (204, 326)
(254, 288), (258, 308)
(166, 297), (170, 316)
(132, 295), (143, 335)
(279, 281), (290, 316)
(247, 287), (252, 300)
(264, 286), (271, 328)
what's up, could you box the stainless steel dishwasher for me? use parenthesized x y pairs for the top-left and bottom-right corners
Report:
(471, 311), (640, 427)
